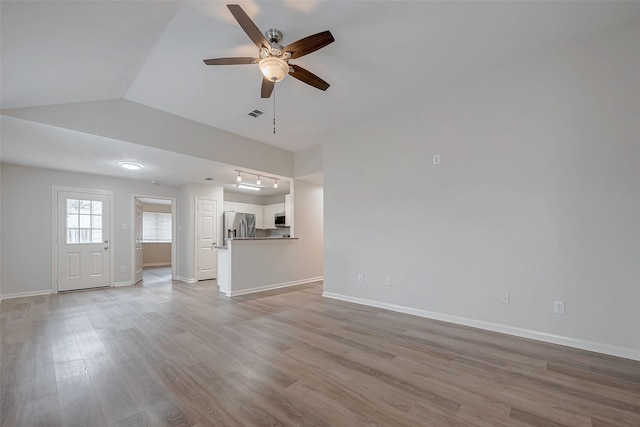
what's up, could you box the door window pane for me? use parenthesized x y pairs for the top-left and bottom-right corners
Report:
(67, 199), (79, 214)
(66, 198), (104, 244)
(67, 214), (79, 228)
(79, 200), (91, 214)
(67, 229), (79, 244)
(79, 214), (91, 228)
(79, 229), (91, 243)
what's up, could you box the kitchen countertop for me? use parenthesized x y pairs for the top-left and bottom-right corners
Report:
(230, 237), (298, 240)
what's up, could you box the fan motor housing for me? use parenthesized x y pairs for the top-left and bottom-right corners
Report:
(265, 28), (283, 43)
(265, 28), (284, 56)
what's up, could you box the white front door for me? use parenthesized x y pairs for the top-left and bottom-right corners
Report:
(133, 197), (143, 284)
(57, 190), (111, 291)
(197, 198), (217, 281)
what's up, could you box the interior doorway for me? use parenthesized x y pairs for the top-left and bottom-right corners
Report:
(132, 196), (176, 284)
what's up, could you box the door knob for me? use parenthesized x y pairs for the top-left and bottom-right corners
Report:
(104, 246), (109, 250)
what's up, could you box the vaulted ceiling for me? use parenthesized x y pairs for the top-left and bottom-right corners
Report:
(2, 1), (639, 189)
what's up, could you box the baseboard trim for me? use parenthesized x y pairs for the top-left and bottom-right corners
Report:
(1, 289), (52, 301)
(176, 276), (196, 284)
(228, 276), (323, 297)
(322, 292), (640, 362)
(114, 281), (133, 287)
(143, 263), (171, 267)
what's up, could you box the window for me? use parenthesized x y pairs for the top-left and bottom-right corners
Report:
(143, 212), (172, 243)
(66, 199), (103, 244)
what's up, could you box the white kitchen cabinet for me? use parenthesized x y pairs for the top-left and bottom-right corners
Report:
(224, 202), (262, 229)
(262, 204), (277, 229)
(232, 202), (247, 212)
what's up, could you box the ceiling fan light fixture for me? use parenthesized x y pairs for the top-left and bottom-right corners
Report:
(259, 57), (289, 82)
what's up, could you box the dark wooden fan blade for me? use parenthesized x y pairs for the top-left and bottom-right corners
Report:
(227, 4), (269, 49)
(284, 31), (334, 59)
(203, 57), (256, 65)
(261, 77), (275, 98)
(288, 64), (330, 91)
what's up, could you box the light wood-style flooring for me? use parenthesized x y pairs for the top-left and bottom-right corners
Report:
(2, 268), (639, 426)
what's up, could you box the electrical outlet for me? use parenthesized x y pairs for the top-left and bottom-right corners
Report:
(501, 293), (510, 304)
(385, 277), (391, 285)
(120, 266), (126, 273)
(554, 300), (565, 314)
(433, 154), (441, 165)
(357, 273), (363, 283)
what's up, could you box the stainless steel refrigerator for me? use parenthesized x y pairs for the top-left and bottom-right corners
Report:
(223, 211), (256, 244)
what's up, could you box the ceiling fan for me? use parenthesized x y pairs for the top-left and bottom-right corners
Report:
(203, 4), (334, 98)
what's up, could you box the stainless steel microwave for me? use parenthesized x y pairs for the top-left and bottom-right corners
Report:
(274, 212), (286, 227)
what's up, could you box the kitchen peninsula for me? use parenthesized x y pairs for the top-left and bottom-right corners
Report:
(217, 237), (321, 297)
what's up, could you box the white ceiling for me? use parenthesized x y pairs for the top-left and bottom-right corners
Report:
(2, 1), (639, 189)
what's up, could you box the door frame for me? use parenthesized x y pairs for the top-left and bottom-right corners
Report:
(51, 186), (115, 294)
(131, 194), (177, 284)
(195, 196), (218, 281)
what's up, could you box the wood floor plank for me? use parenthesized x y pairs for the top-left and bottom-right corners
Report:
(1, 266), (639, 426)
(88, 361), (145, 425)
(57, 372), (108, 427)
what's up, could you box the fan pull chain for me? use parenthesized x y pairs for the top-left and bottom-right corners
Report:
(273, 83), (276, 134)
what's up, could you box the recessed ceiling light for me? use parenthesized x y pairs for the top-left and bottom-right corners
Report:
(119, 162), (143, 170)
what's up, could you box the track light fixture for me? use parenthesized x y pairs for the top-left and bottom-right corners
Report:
(234, 170), (283, 190)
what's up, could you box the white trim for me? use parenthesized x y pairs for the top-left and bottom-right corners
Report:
(51, 186), (115, 294)
(228, 276), (323, 297)
(1, 289), (52, 301)
(114, 281), (134, 287)
(322, 292), (640, 362)
(176, 276), (196, 283)
(131, 194), (177, 285)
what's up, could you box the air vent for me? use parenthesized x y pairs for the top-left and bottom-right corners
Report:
(204, 177), (214, 181)
(248, 109), (264, 118)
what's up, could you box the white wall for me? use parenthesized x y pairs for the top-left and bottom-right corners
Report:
(175, 183), (224, 282)
(0, 163), (3, 295)
(294, 143), (323, 178)
(0, 163), (178, 296)
(292, 179), (323, 276)
(323, 20), (640, 359)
